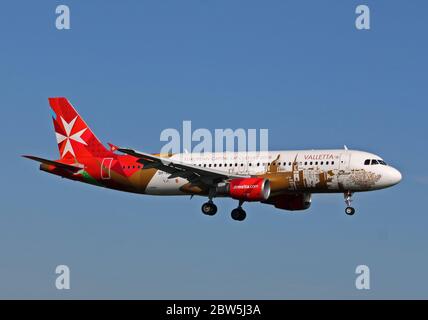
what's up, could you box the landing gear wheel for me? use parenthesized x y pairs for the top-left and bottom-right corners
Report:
(344, 191), (355, 216)
(345, 206), (355, 216)
(231, 208), (246, 221)
(201, 202), (217, 216)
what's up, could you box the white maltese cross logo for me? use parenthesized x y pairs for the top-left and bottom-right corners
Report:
(55, 116), (87, 157)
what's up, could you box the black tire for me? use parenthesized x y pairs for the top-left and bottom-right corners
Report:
(345, 207), (355, 215)
(231, 208), (246, 221)
(202, 202), (217, 216)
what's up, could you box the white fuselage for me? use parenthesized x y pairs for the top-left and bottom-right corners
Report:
(145, 149), (402, 195)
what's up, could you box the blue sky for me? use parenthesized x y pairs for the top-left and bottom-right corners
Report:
(0, 0), (427, 298)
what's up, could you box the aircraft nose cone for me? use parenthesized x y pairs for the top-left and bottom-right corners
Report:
(388, 167), (402, 186)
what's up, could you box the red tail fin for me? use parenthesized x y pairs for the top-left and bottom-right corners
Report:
(49, 97), (111, 160)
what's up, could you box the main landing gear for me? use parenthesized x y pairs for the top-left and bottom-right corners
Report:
(231, 200), (246, 221)
(344, 191), (356, 216)
(202, 189), (218, 216)
(201, 197), (247, 221)
(201, 201), (217, 216)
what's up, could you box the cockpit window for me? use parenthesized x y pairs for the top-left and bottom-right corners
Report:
(366, 159), (387, 165)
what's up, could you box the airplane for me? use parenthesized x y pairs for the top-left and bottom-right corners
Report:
(23, 98), (402, 221)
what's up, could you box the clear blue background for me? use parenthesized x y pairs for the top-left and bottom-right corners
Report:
(0, 0), (427, 299)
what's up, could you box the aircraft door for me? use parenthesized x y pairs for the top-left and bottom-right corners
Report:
(101, 158), (113, 179)
(339, 153), (351, 170)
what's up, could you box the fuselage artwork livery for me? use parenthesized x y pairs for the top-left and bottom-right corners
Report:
(24, 98), (402, 221)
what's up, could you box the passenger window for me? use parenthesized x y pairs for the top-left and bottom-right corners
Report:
(310, 162), (313, 165)
(304, 162), (307, 165)
(257, 163), (260, 166)
(321, 161), (324, 165)
(326, 161), (329, 165)
(315, 162), (318, 165)
(332, 161), (334, 165)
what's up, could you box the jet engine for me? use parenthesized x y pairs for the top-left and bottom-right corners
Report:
(216, 178), (271, 202)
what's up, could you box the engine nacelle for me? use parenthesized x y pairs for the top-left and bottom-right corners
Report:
(217, 178), (271, 202)
(268, 193), (311, 211)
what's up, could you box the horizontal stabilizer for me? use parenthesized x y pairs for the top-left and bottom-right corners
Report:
(22, 155), (83, 172)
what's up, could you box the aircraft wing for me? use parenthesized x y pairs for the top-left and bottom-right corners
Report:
(117, 147), (249, 186)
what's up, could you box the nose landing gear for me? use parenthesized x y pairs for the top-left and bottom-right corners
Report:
(344, 191), (356, 215)
(345, 206), (355, 215)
